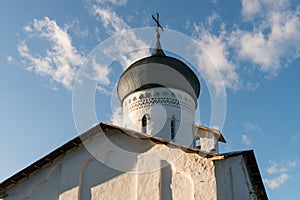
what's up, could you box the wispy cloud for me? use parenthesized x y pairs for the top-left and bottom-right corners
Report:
(6, 55), (14, 64)
(242, 134), (251, 146)
(264, 159), (299, 189)
(192, 22), (241, 93)
(264, 173), (289, 190)
(110, 107), (123, 125)
(19, 17), (84, 90)
(266, 161), (288, 174)
(190, 0), (300, 92)
(95, 0), (127, 6)
(241, 122), (261, 146)
(88, 0), (150, 124)
(232, 0), (300, 78)
(240, 0), (261, 21)
(90, 2), (149, 69)
(243, 121), (261, 133)
(91, 6), (130, 35)
(64, 18), (89, 38)
(17, 0), (300, 99)
(18, 16), (116, 93)
(290, 134), (299, 144)
(287, 160), (299, 168)
(91, 56), (113, 95)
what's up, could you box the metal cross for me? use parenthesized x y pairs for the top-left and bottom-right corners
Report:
(152, 13), (164, 32)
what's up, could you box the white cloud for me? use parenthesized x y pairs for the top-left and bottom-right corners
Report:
(192, 23), (241, 93)
(18, 17), (84, 90)
(89, 2), (151, 123)
(190, 1), (300, 92)
(233, 0), (300, 77)
(89, 56), (114, 95)
(264, 173), (289, 189)
(188, 0), (300, 94)
(207, 12), (219, 26)
(243, 121), (261, 133)
(20, 0), (300, 97)
(242, 134), (251, 146)
(6, 55), (14, 64)
(94, 27), (102, 42)
(110, 107), (123, 125)
(241, 0), (291, 21)
(290, 134), (299, 143)
(245, 82), (260, 91)
(241, 0), (261, 21)
(91, 5), (149, 69)
(64, 19), (89, 38)
(91, 6), (129, 35)
(266, 161), (288, 174)
(95, 0), (127, 6)
(90, 56), (111, 86)
(264, 159), (298, 189)
(287, 159), (299, 168)
(19, 17), (113, 93)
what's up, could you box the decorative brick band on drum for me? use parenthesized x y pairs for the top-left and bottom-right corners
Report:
(125, 95), (194, 113)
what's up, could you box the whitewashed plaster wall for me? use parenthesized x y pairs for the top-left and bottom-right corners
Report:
(214, 156), (255, 200)
(123, 87), (196, 147)
(4, 128), (219, 200)
(4, 128), (254, 200)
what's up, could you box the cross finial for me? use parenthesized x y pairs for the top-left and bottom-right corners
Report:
(151, 12), (165, 56)
(152, 13), (164, 33)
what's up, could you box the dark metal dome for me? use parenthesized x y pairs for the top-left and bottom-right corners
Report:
(117, 54), (200, 103)
(117, 35), (200, 103)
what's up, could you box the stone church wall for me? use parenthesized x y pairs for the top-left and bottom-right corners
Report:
(215, 156), (255, 200)
(5, 129), (219, 200)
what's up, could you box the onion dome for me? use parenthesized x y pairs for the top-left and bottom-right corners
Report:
(117, 31), (200, 103)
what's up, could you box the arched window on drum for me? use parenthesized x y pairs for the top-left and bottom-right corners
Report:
(141, 114), (150, 133)
(171, 115), (176, 140)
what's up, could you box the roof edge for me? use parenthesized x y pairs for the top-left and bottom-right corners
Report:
(216, 150), (268, 200)
(0, 122), (220, 192)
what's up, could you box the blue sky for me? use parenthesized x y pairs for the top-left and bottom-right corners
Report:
(1, 0), (300, 199)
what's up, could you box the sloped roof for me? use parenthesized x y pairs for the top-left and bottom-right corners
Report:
(195, 125), (226, 143)
(0, 123), (267, 200)
(218, 150), (268, 200)
(0, 122), (213, 195)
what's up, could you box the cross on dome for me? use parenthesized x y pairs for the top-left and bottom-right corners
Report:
(151, 13), (166, 56)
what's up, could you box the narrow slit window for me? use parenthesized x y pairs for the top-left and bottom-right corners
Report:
(142, 115), (147, 133)
(171, 117), (175, 139)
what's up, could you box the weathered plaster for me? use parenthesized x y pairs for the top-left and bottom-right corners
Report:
(3, 128), (258, 200)
(123, 87), (196, 147)
(215, 156), (255, 200)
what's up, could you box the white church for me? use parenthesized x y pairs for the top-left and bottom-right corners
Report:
(0, 19), (268, 200)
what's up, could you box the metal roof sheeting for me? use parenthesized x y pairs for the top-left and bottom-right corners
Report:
(117, 55), (201, 103)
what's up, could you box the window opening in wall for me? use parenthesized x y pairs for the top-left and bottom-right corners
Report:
(142, 115), (147, 133)
(171, 116), (175, 139)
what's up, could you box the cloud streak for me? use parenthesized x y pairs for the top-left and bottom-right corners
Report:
(18, 0), (300, 94)
(264, 159), (299, 189)
(242, 134), (251, 146)
(243, 121), (261, 133)
(19, 17), (84, 90)
(192, 22), (241, 93)
(91, 6), (130, 35)
(266, 161), (288, 174)
(264, 173), (289, 190)
(90, 4), (149, 69)
(233, 0), (300, 77)
(190, 0), (300, 92)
